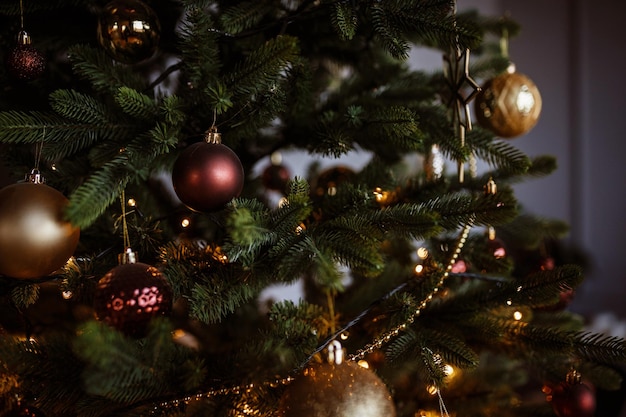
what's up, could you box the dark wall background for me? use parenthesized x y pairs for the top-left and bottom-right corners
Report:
(500, 0), (626, 320)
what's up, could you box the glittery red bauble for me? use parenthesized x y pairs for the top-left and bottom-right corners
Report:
(262, 164), (291, 193)
(172, 142), (244, 212)
(6, 44), (46, 81)
(278, 360), (396, 417)
(0, 182), (80, 279)
(551, 382), (596, 417)
(94, 262), (173, 337)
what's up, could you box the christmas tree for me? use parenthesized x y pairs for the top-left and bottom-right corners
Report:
(0, 1), (624, 416)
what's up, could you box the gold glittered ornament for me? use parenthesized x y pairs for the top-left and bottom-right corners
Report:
(278, 341), (397, 417)
(0, 171), (80, 279)
(97, 0), (161, 64)
(474, 65), (542, 138)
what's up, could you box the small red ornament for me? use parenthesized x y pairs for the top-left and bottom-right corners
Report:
(94, 249), (173, 337)
(262, 152), (291, 193)
(547, 370), (596, 417)
(550, 381), (596, 417)
(262, 164), (290, 192)
(312, 166), (355, 198)
(6, 31), (45, 81)
(172, 128), (244, 212)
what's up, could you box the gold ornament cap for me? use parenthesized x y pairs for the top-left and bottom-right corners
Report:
(204, 127), (222, 144)
(16, 30), (32, 46)
(25, 168), (45, 184)
(327, 340), (344, 365)
(118, 247), (138, 265)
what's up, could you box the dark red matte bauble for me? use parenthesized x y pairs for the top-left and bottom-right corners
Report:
(6, 44), (46, 81)
(262, 163), (291, 193)
(172, 142), (244, 212)
(94, 262), (173, 337)
(551, 382), (596, 417)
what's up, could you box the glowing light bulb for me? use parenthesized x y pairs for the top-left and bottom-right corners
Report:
(417, 247), (429, 259)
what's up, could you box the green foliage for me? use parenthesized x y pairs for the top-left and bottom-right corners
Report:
(72, 319), (199, 413)
(369, 3), (411, 59)
(0, 111), (82, 144)
(221, 1), (274, 35)
(177, 6), (221, 88)
(331, 2), (358, 41)
(10, 283), (39, 309)
(50, 90), (110, 124)
(115, 87), (158, 120)
(68, 45), (146, 94)
(227, 35), (300, 97)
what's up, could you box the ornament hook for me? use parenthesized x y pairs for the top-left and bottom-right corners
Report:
(327, 340), (344, 365)
(25, 168), (44, 184)
(204, 126), (222, 144)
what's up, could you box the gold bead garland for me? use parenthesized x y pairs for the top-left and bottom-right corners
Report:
(151, 219), (474, 415)
(347, 219), (474, 362)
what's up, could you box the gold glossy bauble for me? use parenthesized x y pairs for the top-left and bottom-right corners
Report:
(474, 70), (542, 138)
(97, 0), (161, 64)
(0, 183), (80, 279)
(277, 360), (397, 417)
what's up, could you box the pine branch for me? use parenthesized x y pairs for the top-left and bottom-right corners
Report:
(66, 125), (178, 228)
(331, 2), (358, 41)
(67, 45), (147, 95)
(575, 332), (626, 366)
(421, 190), (518, 230)
(189, 269), (261, 324)
(0, 111), (76, 144)
(468, 130), (532, 175)
(227, 35), (300, 97)
(177, 7), (221, 88)
(73, 320), (192, 412)
(221, 1), (275, 35)
(114, 87), (159, 120)
(49, 90), (111, 124)
(313, 218), (385, 278)
(369, 3), (411, 59)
